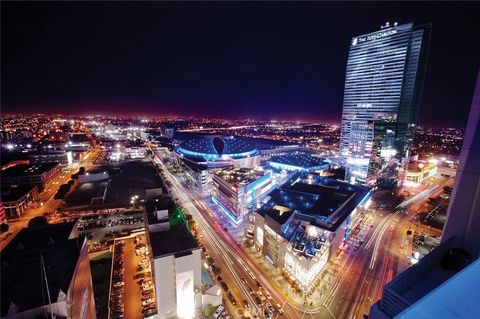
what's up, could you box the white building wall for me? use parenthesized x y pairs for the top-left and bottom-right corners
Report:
(153, 256), (176, 318)
(174, 250), (202, 318)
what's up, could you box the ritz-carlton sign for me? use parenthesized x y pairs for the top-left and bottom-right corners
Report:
(352, 29), (398, 46)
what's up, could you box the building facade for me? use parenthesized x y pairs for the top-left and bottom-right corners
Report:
(212, 168), (273, 226)
(1, 222), (96, 319)
(29, 151), (73, 165)
(369, 71), (480, 319)
(250, 173), (370, 292)
(340, 22), (431, 188)
(1, 185), (39, 219)
(145, 198), (201, 319)
(1, 163), (61, 191)
(404, 160), (437, 184)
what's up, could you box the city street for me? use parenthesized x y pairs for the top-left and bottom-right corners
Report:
(150, 144), (454, 319)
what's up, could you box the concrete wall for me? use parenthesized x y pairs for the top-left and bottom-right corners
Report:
(153, 256), (176, 318)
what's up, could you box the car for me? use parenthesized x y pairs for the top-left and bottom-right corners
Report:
(143, 308), (156, 315)
(113, 281), (124, 288)
(267, 304), (275, 313)
(255, 280), (263, 289)
(134, 273), (146, 279)
(143, 305), (155, 312)
(227, 292), (237, 305)
(247, 287), (254, 295)
(254, 296), (263, 306)
(256, 290), (266, 302)
(240, 277), (247, 284)
(264, 290), (272, 300)
(142, 298), (155, 306)
(220, 281), (229, 291)
(242, 299), (249, 307)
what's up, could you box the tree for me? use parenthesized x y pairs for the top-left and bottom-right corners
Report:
(0, 223), (9, 233)
(204, 304), (215, 317)
(206, 257), (214, 266)
(212, 265), (221, 275)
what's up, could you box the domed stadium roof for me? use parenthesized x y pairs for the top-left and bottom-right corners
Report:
(176, 136), (258, 160)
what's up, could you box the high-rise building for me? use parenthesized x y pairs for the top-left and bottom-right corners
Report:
(340, 22), (431, 188)
(369, 70), (480, 319)
(1, 222), (96, 319)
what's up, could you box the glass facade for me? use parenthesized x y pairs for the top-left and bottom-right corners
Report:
(340, 22), (431, 188)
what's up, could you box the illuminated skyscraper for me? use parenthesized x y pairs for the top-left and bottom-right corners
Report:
(369, 70), (480, 319)
(340, 22), (431, 188)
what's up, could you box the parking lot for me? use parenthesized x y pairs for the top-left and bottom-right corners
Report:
(58, 207), (145, 243)
(109, 234), (157, 319)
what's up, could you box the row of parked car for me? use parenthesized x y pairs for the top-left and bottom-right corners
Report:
(78, 215), (144, 231)
(111, 240), (126, 319)
(135, 235), (156, 316)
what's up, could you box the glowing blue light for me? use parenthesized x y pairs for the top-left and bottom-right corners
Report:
(211, 196), (241, 225)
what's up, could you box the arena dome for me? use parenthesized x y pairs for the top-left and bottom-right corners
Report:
(176, 136), (258, 161)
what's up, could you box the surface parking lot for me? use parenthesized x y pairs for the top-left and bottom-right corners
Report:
(109, 234), (157, 319)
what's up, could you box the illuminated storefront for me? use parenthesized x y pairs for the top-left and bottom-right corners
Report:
(253, 173), (371, 292)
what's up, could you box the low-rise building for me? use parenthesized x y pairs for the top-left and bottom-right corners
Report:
(250, 173), (370, 292)
(404, 160), (437, 184)
(125, 146), (149, 159)
(1, 163), (61, 191)
(0, 222), (96, 319)
(268, 154), (331, 173)
(1, 185), (39, 219)
(29, 151), (73, 165)
(212, 167), (273, 225)
(179, 159), (210, 189)
(145, 198), (201, 319)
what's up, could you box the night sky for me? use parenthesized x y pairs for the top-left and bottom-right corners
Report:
(2, 2), (480, 127)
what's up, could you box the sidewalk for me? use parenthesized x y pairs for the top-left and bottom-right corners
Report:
(242, 243), (339, 310)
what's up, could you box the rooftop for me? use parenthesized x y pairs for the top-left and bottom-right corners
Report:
(2, 163), (59, 177)
(269, 154), (330, 170)
(397, 258), (480, 319)
(144, 197), (175, 226)
(1, 185), (37, 202)
(380, 238), (474, 318)
(149, 222), (199, 258)
(213, 167), (267, 188)
(177, 136), (257, 158)
(257, 173), (370, 232)
(0, 222), (83, 316)
(406, 160), (436, 172)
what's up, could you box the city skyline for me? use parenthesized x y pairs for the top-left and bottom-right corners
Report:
(2, 2), (480, 127)
(1, 2), (479, 319)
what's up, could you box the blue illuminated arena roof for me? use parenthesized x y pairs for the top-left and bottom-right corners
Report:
(269, 154), (330, 172)
(176, 136), (258, 160)
(258, 173), (370, 232)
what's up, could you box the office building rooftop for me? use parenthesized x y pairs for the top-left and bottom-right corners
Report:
(213, 167), (266, 188)
(258, 173), (370, 232)
(149, 223), (199, 259)
(1, 185), (37, 202)
(2, 163), (59, 177)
